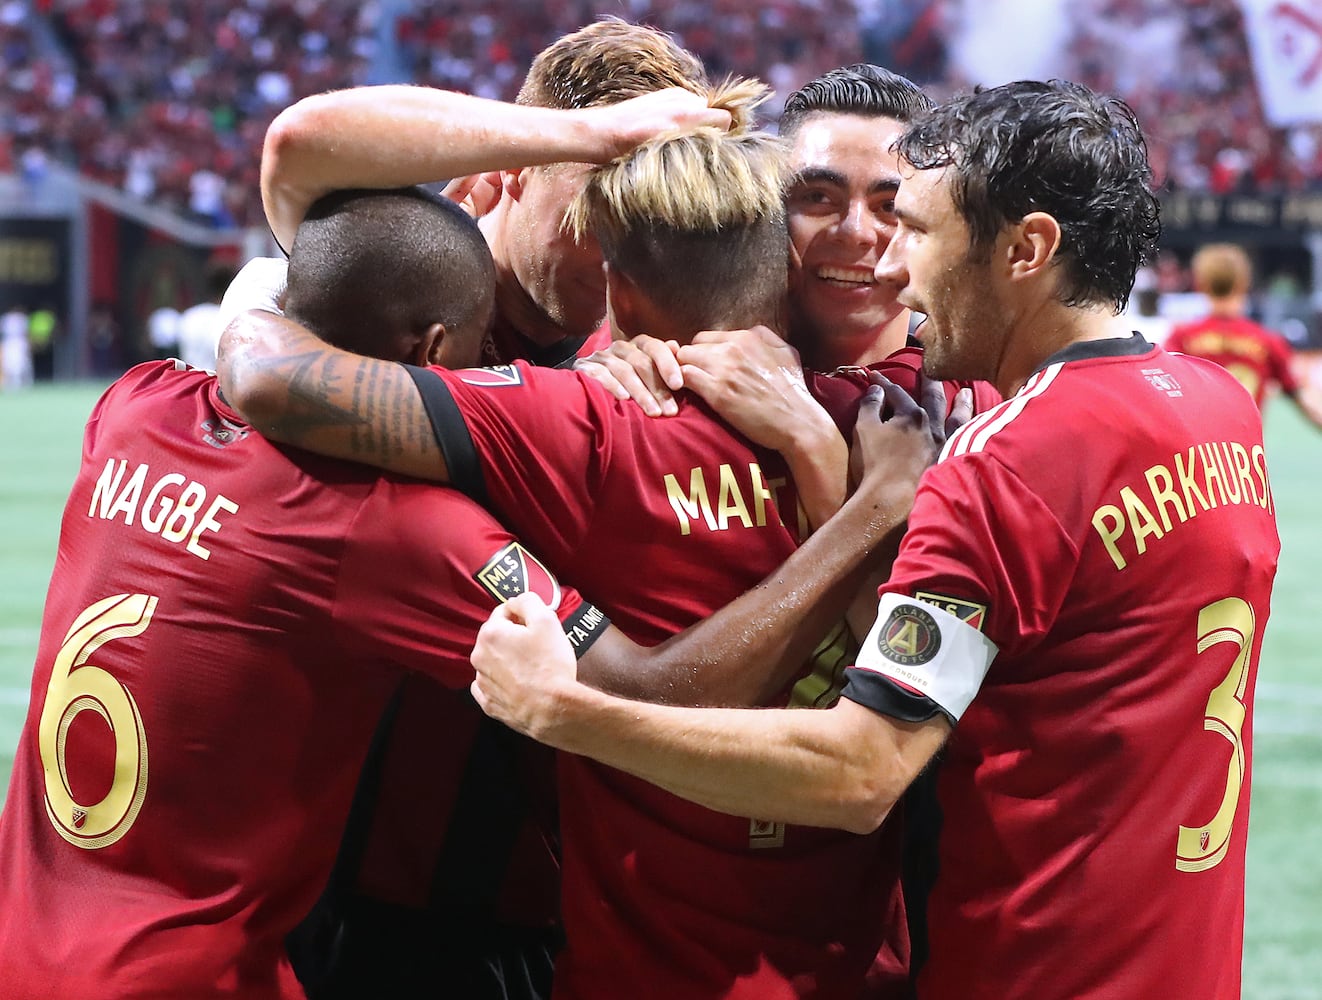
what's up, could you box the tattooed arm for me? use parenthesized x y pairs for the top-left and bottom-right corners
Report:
(217, 309), (451, 482)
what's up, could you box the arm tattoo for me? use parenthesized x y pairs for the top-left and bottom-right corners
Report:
(268, 349), (439, 466)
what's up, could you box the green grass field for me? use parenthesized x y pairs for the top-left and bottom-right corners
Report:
(0, 380), (1319, 996)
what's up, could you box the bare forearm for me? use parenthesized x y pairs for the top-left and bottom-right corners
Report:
(579, 476), (908, 706)
(784, 422), (849, 531)
(217, 311), (447, 480)
(536, 687), (939, 834)
(262, 86), (614, 249)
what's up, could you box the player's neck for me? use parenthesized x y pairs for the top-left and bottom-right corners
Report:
(1205, 296), (1247, 320)
(795, 311), (910, 371)
(997, 302), (1129, 398)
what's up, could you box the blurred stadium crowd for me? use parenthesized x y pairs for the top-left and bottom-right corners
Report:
(2, 0), (1320, 232)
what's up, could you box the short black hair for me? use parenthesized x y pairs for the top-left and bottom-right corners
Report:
(284, 187), (494, 361)
(780, 63), (933, 136)
(896, 79), (1161, 313)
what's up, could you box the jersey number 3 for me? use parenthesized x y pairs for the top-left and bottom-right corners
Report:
(1176, 597), (1254, 873)
(37, 594), (155, 850)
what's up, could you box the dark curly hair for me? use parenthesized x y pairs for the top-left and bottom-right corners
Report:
(780, 63), (933, 136)
(896, 79), (1161, 313)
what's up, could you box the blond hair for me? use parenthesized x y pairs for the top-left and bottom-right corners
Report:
(517, 17), (708, 110)
(1191, 243), (1252, 300)
(563, 77), (781, 245)
(562, 78), (789, 333)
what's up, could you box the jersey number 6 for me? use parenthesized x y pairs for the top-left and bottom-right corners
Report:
(37, 593), (155, 850)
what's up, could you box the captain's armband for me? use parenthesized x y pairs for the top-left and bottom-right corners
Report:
(847, 591), (997, 724)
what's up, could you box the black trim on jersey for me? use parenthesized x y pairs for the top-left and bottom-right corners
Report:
(839, 666), (952, 725)
(287, 681), (406, 996)
(431, 707), (534, 914)
(403, 364), (489, 507)
(537, 335), (589, 370)
(1034, 331), (1152, 374)
(900, 754), (944, 995)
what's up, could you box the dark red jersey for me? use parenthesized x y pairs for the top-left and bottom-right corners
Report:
(1166, 314), (1299, 407)
(410, 360), (905, 1000)
(0, 361), (599, 1000)
(842, 335), (1279, 999)
(807, 341), (1001, 438)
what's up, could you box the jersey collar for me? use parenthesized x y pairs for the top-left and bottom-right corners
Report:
(1034, 331), (1153, 374)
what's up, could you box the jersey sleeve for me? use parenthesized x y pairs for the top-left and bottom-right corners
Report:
(405, 362), (606, 557)
(331, 479), (608, 686)
(841, 453), (1078, 722)
(1265, 331), (1300, 395)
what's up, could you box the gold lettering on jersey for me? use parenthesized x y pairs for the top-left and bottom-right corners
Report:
(664, 462), (785, 536)
(87, 458), (239, 561)
(1092, 441), (1272, 571)
(1180, 331), (1268, 364)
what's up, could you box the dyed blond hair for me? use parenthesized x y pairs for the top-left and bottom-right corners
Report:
(1191, 243), (1253, 300)
(562, 79), (788, 332)
(517, 17), (708, 110)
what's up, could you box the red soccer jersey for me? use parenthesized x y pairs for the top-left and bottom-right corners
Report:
(807, 341), (1001, 438)
(410, 360), (906, 1000)
(841, 335), (1280, 999)
(1166, 314), (1299, 407)
(0, 361), (599, 1000)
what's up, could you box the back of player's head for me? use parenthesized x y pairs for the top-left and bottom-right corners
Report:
(517, 17), (708, 110)
(1191, 243), (1252, 300)
(563, 80), (789, 332)
(897, 79), (1161, 314)
(284, 187), (494, 361)
(779, 64), (933, 136)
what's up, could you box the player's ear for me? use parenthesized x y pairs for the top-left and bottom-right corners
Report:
(1007, 212), (1061, 282)
(412, 322), (448, 367)
(502, 168), (529, 203)
(603, 266), (640, 339)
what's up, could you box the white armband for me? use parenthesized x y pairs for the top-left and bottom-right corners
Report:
(854, 591), (998, 722)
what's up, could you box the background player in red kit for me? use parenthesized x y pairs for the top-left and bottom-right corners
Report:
(0, 188), (618, 999)
(219, 123), (951, 997)
(1165, 241), (1322, 429)
(468, 81), (1281, 1000)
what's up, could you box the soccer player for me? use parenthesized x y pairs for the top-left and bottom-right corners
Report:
(217, 125), (947, 997)
(580, 64), (999, 433)
(467, 81), (1282, 1000)
(1165, 242), (1322, 430)
(0, 187), (602, 999)
(261, 18), (715, 368)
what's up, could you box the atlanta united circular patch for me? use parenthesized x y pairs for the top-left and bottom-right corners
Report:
(877, 603), (942, 667)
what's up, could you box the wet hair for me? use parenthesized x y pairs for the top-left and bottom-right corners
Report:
(517, 17), (708, 110)
(1191, 243), (1252, 299)
(284, 187), (494, 360)
(896, 79), (1161, 313)
(563, 80), (789, 332)
(779, 63), (933, 136)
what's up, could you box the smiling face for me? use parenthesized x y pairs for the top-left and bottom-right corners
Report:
(786, 113), (909, 366)
(877, 164), (1010, 384)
